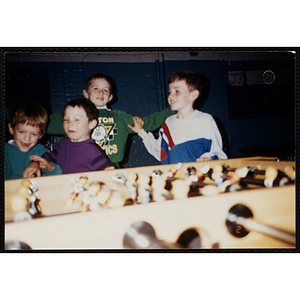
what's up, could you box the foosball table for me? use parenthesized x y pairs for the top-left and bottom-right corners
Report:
(4, 157), (296, 250)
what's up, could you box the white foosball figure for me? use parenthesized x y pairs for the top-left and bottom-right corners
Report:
(218, 166), (249, 192)
(137, 174), (151, 204)
(126, 172), (139, 201)
(151, 177), (169, 202)
(112, 173), (127, 188)
(211, 164), (224, 186)
(81, 181), (103, 212)
(200, 185), (220, 196)
(67, 176), (89, 207)
(162, 162), (183, 180)
(106, 190), (125, 208)
(185, 164), (210, 185)
(14, 179), (42, 217)
(171, 179), (190, 200)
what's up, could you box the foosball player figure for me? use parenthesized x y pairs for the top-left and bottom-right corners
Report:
(10, 179), (42, 221)
(151, 177), (170, 202)
(263, 166), (295, 187)
(106, 190), (125, 208)
(264, 167), (278, 188)
(151, 169), (163, 178)
(20, 179), (42, 216)
(162, 162), (183, 180)
(126, 172), (139, 202)
(80, 181), (102, 212)
(137, 174), (152, 204)
(218, 167), (249, 193)
(285, 165), (295, 179)
(10, 181), (32, 222)
(185, 166), (202, 185)
(171, 179), (190, 200)
(112, 173), (127, 188)
(10, 192), (28, 214)
(96, 182), (112, 206)
(283, 165), (295, 182)
(66, 176), (89, 207)
(185, 164), (210, 185)
(200, 184), (220, 196)
(211, 164), (225, 186)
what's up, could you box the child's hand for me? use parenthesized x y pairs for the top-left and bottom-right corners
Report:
(128, 116), (144, 134)
(196, 157), (213, 162)
(29, 155), (55, 171)
(23, 161), (41, 178)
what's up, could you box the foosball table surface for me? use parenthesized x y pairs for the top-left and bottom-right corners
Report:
(4, 157), (296, 250)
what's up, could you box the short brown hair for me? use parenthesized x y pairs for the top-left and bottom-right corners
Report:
(63, 98), (98, 122)
(169, 71), (209, 108)
(9, 101), (48, 133)
(84, 73), (116, 96)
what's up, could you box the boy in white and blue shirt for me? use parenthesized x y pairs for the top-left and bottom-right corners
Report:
(129, 71), (227, 164)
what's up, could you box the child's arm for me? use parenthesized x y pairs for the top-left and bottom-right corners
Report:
(29, 155), (55, 170)
(129, 117), (162, 161)
(141, 108), (175, 132)
(126, 108), (175, 134)
(23, 161), (41, 178)
(90, 145), (116, 171)
(29, 155), (63, 176)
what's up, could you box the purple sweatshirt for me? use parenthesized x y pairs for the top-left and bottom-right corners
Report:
(43, 138), (114, 174)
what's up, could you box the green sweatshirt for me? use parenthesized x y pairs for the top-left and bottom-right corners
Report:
(47, 108), (175, 166)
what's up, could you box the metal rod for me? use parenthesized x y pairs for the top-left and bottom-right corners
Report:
(227, 213), (295, 246)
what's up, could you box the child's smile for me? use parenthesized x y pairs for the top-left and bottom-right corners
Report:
(83, 78), (113, 109)
(8, 123), (43, 153)
(168, 80), (196, 118)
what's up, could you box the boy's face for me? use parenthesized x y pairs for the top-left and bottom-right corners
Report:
(83, 78), (113, 109)
(168, 80), (199, 112)
(63, 105), (97, 142)
(8, 123), (44, 153)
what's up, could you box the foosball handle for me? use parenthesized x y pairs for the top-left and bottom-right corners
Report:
(227, 212), (295, 246)
(123, 221), (185, 249)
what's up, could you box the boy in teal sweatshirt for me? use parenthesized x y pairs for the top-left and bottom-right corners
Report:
(5, 101), (62, 179)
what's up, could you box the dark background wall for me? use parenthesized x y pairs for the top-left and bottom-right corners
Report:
(5, 50), (295, 168)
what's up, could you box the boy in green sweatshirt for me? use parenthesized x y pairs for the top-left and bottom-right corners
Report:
(47, 73), (174, 167)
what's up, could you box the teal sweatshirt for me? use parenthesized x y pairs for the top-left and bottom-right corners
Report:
(5, 142), (62, 180)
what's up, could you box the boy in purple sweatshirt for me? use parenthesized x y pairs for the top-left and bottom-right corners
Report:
(29, 98), (115, 174)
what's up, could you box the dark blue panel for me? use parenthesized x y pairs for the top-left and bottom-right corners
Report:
(83, 62), (161, 116)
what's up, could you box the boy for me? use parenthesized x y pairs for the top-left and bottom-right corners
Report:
(129, 71), (227, 164)
(47, 73), (175, 167)
(5, 101), (62, 180)
(29, 98), (115, 174)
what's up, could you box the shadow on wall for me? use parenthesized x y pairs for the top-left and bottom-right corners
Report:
(194, 74), (231, 159)
(213, 116), (231, 159)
